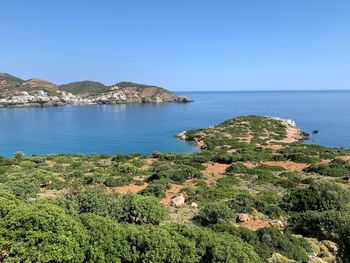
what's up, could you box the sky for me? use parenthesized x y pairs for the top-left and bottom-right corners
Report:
(1, 0), (350, 91)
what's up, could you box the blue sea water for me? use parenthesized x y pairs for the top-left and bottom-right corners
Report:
(0, 91), (349, 157)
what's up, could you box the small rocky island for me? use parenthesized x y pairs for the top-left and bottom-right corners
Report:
(0, 73), (191, 107)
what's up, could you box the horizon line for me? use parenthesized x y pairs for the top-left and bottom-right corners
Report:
(174, 89), (350, 93)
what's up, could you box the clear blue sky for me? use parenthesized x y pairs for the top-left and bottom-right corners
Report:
(1, 0), (349, 91)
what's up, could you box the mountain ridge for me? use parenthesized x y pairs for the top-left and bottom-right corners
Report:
(0, 72), (191, 106)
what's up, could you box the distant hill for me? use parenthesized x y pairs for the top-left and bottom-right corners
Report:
(0, 73), (192, 106)
(59, 81), (109, 95)
(0, 73), (23, 84)
(24, 78), (57, 90)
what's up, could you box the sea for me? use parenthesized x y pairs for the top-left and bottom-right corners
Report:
(0, 90), (349, 157)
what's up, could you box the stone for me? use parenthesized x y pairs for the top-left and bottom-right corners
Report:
(171, 194), (185, 207)
(236, 213), (250, 223)
(191, 202), (198, 209)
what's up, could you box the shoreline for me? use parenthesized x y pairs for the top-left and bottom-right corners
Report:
(0, 99), (193, 109)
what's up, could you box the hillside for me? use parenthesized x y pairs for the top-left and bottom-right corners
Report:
(0, 116), (350, 262)
(58, 81), (109, 95)
(0, 73), (191, 106)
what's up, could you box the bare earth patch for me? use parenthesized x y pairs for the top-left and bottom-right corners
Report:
(262, 161), (309, 171)
(161, 184), (183, 205)
(202, 162), (230, 186)
(114, 183), (148, 194)
(340, 155), (350, 161)
(240, 219), (271, 230)
(203, 162), (230, 175)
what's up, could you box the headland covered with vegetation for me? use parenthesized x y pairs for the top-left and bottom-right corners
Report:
(0, 73), (191, 107)
(1, 116), (350, 262)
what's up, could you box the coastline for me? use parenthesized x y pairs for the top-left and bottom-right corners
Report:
(0, 98), (193, 108)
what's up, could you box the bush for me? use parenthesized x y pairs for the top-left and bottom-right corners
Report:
(303, 159), (350, 177)
(150, 161), (202, 184)
(195, 203), (234, 226)
(229, 192), (255, 213)
(211, 224), (311, 262)
(281, 179), (350, 212)
(256, 227), (310, 262)
(117, 163), (138, 174)
(62, 186), (123, 220)
(120, 194), (169, 225)
(80, 213), (131, 262)
(15, 151), (25, 159)
(0, 202), (89, 262)
(104, 176), (132, 187)
(225, 163), (249, 174)
(291, 210), (350, 261)
(140, 181), (170, 198)
(166, 224), (261, 262)
(3, 178), (40, 199)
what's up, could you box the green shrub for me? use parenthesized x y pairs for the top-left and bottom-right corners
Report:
(140, 181), (170, 198)
(303, 159), (350, 177)
(291, 210), (350, 261)
(80, 213), (131, 262)
(195, 203), (234, 226)
(281, 179), (350, 212)
(0, 202), (89, 262)
(229, 192), (255, 213)
(104, 176), (132, 187)
(256, 227), (310, 262)
(120, 194), (169, 225)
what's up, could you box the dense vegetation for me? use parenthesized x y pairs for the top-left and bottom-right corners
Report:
(58, 81), (109, 95)
(1, 116), (350, 262)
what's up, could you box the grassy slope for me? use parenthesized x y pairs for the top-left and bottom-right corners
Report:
(1, 116), (350, 262)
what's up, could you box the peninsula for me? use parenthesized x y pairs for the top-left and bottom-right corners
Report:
(0, 73), (191, 107)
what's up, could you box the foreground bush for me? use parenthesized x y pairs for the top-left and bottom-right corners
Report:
(281, 179), (350, 212)
(291, 210), (350, 261)
(0, 202), (89, 262)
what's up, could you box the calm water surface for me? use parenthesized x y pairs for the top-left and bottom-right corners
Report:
(0, 91), (349, 157)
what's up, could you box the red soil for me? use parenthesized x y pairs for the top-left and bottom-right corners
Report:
(160, 184), (183, 205)
(202, 162), (230, 175)
(114, 183), (148, 194)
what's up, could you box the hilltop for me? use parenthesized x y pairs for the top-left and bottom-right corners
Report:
(0, 116), (350, 262)
(0, 73), (191, 107)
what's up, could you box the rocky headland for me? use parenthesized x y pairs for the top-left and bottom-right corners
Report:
(0, 73), (192, 107)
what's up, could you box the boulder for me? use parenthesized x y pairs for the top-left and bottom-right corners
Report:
(191, 202), (198, 209)
(171, 194), (185, 207)
(236, 213), (250, 223)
